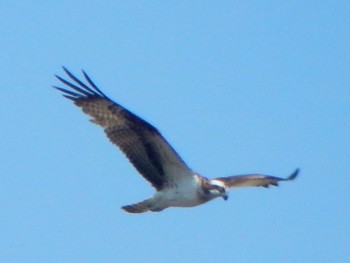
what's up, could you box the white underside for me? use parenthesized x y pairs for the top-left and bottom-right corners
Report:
(150, 176), (204, 210)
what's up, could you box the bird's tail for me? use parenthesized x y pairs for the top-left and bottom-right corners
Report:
(122, 199), (152, 213)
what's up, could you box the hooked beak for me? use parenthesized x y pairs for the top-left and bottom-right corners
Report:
(222, 194), (228, 201)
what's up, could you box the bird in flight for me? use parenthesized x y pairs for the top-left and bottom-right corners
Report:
(54, 67), (299, 213)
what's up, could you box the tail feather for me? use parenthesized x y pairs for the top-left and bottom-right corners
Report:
(122, 199), (152, 213)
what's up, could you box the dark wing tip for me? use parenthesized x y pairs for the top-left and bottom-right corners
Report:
(61, 65), (70, 74)
(52, 86), (79, 101)
(286, 168), (300, 181)
(81, 69), (107, 98)
(53, 67), (109, 100)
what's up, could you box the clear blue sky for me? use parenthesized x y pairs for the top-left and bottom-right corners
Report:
(1, 1), (349, 262)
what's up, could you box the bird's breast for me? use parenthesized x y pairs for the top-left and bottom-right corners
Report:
(155, 178), (203, 207)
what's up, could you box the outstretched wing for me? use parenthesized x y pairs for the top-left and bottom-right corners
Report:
(213, 168), (299, 189)
(54, 67), (193, 191)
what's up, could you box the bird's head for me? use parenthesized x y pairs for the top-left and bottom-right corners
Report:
(205, 180), (228, 201)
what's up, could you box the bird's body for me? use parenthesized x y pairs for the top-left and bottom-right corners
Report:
(54, 68), (299, 213)
(148, 174), (204, 209)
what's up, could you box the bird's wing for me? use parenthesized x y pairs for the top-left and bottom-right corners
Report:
(54, 67), (193, 191)
(213, 168), (299, 189)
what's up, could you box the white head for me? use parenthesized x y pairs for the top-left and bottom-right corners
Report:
(205, 180), (228, 201)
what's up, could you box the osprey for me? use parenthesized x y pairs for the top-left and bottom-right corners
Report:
(54, 67), (299, 213)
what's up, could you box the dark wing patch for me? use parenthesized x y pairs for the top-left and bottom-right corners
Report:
(214, 168), (299, 189)
(105, 125), (165, 189)
(54, 67), (192, 190)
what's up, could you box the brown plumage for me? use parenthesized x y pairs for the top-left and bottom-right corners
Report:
(54, 67), (191, 191)
(54, 67), (299, 213)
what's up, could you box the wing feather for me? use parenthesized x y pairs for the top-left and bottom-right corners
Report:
(214, 168), (299, 189)
(54, 67), (193, 190)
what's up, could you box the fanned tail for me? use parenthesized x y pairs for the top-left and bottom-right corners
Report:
(122, 199), (152, 213)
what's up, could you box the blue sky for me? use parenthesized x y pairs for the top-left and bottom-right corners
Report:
(1, 1), (349, 262)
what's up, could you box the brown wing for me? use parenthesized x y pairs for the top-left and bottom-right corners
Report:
(214, 168), (299, 189)
(54, 67), (193, 190)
